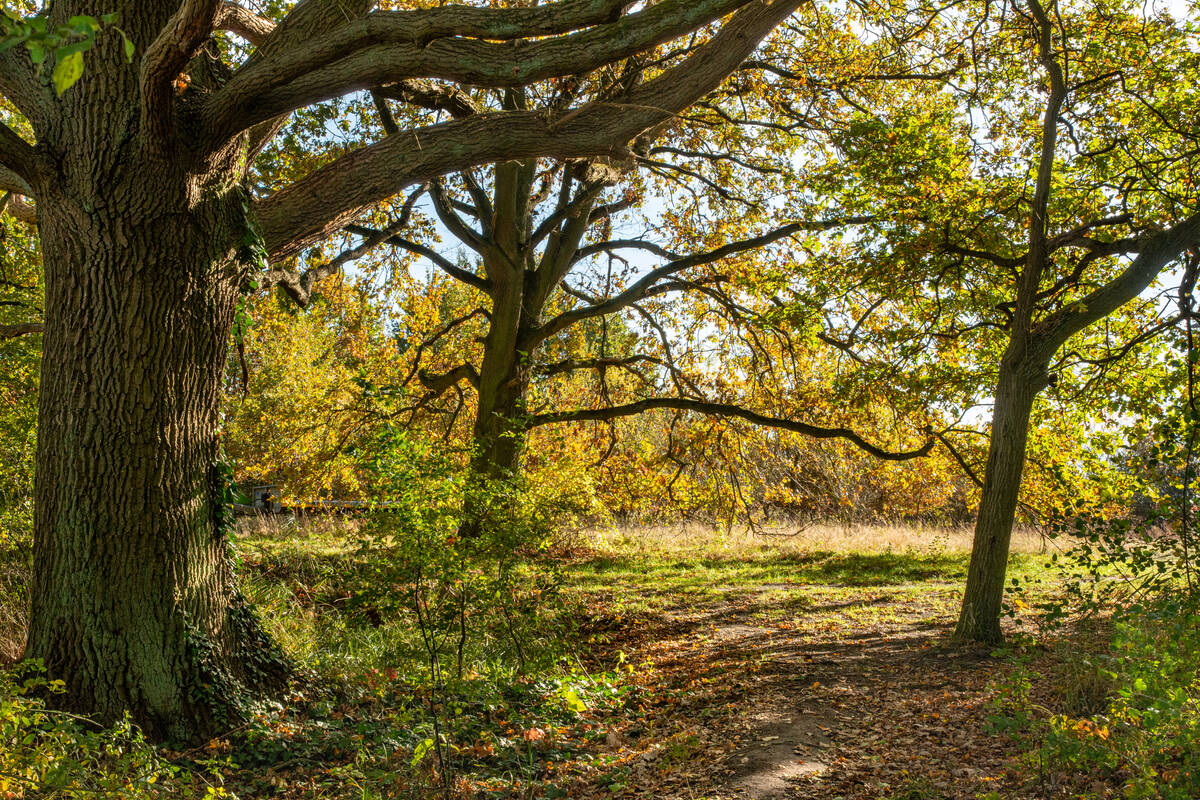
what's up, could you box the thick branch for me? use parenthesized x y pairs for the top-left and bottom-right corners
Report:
(263, 187), (425, 305)
(0, 49), (42, 121)
(0, 123), (37, 186)
(942, 242), (1023, 269)
(0, 322), (43, 340)
(429, 179), (488, 255)
(1047, 213), (1133, 253)
(0, 164), (33, 197)
(1014, 0), (1069, 338)
(376, 79), (480, 119)
(0, 191), (36, 224)
(1035, 211), (1200, 360)
(207, 0), (750, 138)
(420, 364), (481, 392)
(141, 0), (223, 145)
(216, 2), (276, 45)
(529, 397), (935, 462)
(529, 172), (613, 248)
(256, 0), (804, 260)
(246, 0), (371, 65)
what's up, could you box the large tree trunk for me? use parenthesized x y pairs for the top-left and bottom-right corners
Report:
(471, 373), (531, 482)
(27, 162), (286, 741)
(952, 357), (1044, 645)
(470, 273), (534, 482)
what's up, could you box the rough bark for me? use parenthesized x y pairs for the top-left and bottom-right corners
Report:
(21, 5), (288, 741)
(952, 0), (1060, 646)
(28, 158), (288, 742)
(471, 278), (534, 481)
(951, 357), (1044, 644)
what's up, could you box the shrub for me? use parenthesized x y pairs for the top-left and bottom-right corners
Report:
(0, 662), (232, 798)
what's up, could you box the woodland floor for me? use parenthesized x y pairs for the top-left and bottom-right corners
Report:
(557, 529), (1057, 800)
(580, 584), (1035, 800)
(139, 522), (1090, 800)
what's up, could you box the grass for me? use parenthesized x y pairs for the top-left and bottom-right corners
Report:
(586, 521), (1047, 557)
(0, 515), (1073, 799)
(565, 522), (1057, 623)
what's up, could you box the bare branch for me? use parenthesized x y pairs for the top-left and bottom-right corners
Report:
(529, 397), (935, 462)
(537, 354), (663, 377)
(572, 238), (682, 264)
(537, 217), (872, 344)
(246, 0), (372, 65)
(936, 431), (985, 489)
(344, 223), (492, 293)
(371, 89), (401, 136)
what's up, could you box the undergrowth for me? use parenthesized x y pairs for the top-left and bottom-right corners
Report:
(988, 483), (1200, 799)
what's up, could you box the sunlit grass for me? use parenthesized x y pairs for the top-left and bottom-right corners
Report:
(585, 520), (1047, 558)
(562, 522), (1060, 626)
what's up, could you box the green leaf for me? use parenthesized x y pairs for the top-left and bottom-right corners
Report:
(56, 39), (94, 58)
(122, 34), (135, 63)
(52, 50), (83, 95)
(65, 15), (100, 34)
(558, 685), (588, 713)
(411, 737), (435, 767)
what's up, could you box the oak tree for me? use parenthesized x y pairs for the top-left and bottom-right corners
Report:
(758, 0), (1200, 642)
(0, 0), (803, 739)
(297, 30), (936, 506)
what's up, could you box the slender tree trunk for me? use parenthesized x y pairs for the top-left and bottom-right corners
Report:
(953, 357), (1044, 644)
(27, 164), (286, 741)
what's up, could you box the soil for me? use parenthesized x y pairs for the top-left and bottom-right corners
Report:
(600, 584), (1033, 799)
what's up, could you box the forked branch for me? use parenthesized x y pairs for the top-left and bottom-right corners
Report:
(141, 0), (223, 145)
(256, 0), (804, 260)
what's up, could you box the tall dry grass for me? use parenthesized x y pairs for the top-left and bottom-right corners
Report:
(583, 521), (1047, 558)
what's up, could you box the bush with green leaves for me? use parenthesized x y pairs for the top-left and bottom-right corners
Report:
(990, 386), (1200, 798)
(0, 662), (232, 798)
(343, 429), (583, 684)
(992, 604), (1200, 799)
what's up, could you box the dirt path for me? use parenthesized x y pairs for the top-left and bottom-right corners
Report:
(606, 583), (1031, 799)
